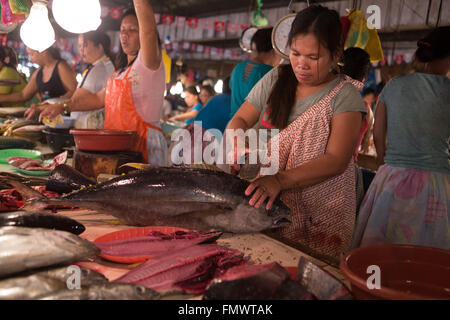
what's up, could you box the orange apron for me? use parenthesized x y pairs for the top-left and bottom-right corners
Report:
(104, 66), (162, 163)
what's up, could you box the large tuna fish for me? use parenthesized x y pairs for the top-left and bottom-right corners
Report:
(15, 167), (291, 233)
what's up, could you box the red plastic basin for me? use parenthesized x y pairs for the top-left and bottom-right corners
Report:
(70, 129), (136, 151)
(340, 244), (450, 300)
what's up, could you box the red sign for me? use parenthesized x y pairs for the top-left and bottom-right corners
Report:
(110, 8), (122, 20)
(162, 14), (174, 26)
(187, 17), (199, 29)
(214, 21), (225, 32)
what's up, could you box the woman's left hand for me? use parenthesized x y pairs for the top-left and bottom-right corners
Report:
(245, 175), (282, 210)
(39, 104), (64, 122)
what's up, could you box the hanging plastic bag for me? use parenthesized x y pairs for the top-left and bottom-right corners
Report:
(344, 9), (384, 63)
(9, 0), (32, 15)
(344, 10), (370, 49)
(0, 0), (26, 25)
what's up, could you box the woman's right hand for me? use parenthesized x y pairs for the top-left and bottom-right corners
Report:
(39, 103), (64, 122)
(25, 104), (42, 121)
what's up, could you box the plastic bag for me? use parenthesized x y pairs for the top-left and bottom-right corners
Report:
(9, 0), (31, 15)
(0, 0), (26, 25)
(344, 9), (384, 63)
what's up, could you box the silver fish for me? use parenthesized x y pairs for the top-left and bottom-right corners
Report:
(19, 167), (291, 233)
(0, 226), (99, 278)
(0, 266), (107, 300)
(37, 283), (161, 300)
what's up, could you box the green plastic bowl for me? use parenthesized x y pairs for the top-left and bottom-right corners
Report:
(0, 149), (42, 164)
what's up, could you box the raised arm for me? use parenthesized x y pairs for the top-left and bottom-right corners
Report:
(134, 0), (161, 70)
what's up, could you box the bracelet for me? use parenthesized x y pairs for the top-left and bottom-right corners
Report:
(63, 102), (70, 116)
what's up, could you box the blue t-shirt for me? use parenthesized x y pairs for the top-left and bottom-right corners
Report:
(194, 93), (231, 133)
(185, 103), (203, 125)
(229, 60), (273, 118)
(379, 72), (450, 174)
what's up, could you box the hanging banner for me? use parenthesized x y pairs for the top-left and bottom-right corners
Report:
(200, 19), (212, 30)
(214, 21), (225, 32)
(187, 17), (199, 29)
(154, 13), (160, 24)
(227, 22), (239, 34)
(110, 8), (122, 20)
(162, 14), (174, 26)
(395, 54), (404, 65)
(176, 16), (186, 28)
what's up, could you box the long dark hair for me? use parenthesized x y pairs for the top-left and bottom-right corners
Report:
(116, 8), (162, 73)
(46, 47), (62, 61)
(342, 47), (370, 81)
(83, 30), (116, 69)
(266, 5), (342, 129)
(0, 46), (18, 68)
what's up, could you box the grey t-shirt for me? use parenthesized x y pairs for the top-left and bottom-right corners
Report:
(246, 68), (366, 130)
(379, 72), (450, 174)
(72, 58), (115, 129)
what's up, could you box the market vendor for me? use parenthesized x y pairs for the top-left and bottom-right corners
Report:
(33, 0), (167, 166)
(168, 86), (202, 125)
(28, 31), (115, 129)
(0, 46), (28, 108)
(0, 46), (77, 105)
(225, 5), (366, 261)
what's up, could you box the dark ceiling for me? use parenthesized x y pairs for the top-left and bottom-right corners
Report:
(100, 0), (336, 18)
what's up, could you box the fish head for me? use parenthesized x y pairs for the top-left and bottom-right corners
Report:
(267, 200), (291, 228)
(230, 200), (291, 233)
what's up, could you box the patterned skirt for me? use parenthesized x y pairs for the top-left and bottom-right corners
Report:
(352, 164), (450, 250)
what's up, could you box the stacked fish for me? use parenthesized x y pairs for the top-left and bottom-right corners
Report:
(0, 215), (160, 300)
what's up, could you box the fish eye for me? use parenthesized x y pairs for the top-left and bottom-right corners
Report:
(136, 286), (146, 294)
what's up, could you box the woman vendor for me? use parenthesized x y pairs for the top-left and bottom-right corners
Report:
(0, 46), (77, 105)
(168, 86), (202, 125)
(0, 46), (27, 108)
(226, 5), (367, 261)
(33, 0), (167, 166)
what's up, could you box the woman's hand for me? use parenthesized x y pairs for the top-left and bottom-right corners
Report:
(245, 174), (282, 210)
(25, 103), (44, 121)
(39, 103), (64, 122)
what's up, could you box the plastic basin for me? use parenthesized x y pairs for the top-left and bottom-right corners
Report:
(340, 244), (450, 300)
(70, 129), (136, 151)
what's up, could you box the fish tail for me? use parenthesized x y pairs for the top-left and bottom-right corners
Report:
(0, 177), (52, 211)
(0, 177), (45, 200)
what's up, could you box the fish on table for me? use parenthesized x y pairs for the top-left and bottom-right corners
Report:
(115, 244), (247, 295)
(0, 226), (99, 278)
(37, 282), (161, 300)
(0, 211), (85, 235)
(0, 265), (108, 300)
(95, 229), (223, 257)
(6, 167), (291, 233)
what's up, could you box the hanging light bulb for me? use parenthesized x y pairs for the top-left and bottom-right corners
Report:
(20, 1), (55, 53)
(52, 0), (101, 34)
